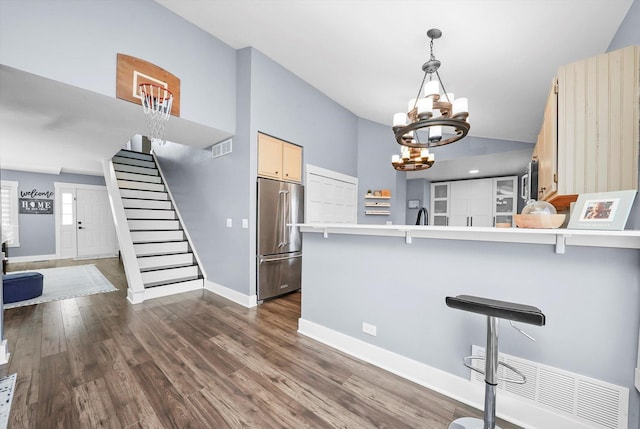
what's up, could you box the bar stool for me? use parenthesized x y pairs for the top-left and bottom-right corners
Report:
(445, 295), (546, 429)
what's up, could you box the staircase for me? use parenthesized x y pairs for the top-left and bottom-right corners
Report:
(105, 149), (204, 303)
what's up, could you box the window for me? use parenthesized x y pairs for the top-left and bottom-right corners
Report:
(0, 180), (20, 247)
(62, 192), (74, 225)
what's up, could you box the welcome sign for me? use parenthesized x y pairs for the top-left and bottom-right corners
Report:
(18, 188), (54, 214)
(19, 198), (53, 214)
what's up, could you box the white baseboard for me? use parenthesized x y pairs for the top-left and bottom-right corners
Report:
(297, 318), (588, 429)
(0, 340), (9, 365)
(7, 254), (58, 264)
(204, 280), (257, 308)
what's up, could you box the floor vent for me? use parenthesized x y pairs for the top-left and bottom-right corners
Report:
(470, 345), (628, 429)
(212, 138), (232, 159)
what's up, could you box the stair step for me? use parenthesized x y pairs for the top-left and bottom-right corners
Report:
(113, 156), (156, 169)
(122, 198), (172, 210)
(131, 230), (185, 243)
(118, 180), (165, 192)
(125, 208), (177, 220)
(141, 265), (200, 287)
(120, 189), (169, 201)
(113, 163), (159, 176)
(134, 241), (190, 256)
(138, 253), (195, 271)
(128, 219), (180, 231)
(143, 278), (204, 295)
(116, 171), (163, 184)
(116, 149), (154, 162)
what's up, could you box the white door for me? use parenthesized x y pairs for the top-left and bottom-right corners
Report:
(449, 181), (470, 226)
(58, 187), (77, 258)
(76, 188), (117, 258)
(468, 179), (493, 227)
(305, 165), (358, 224)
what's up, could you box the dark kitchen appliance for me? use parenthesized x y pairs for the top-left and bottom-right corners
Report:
(521, 159), (539, 202)
(257, 178), (304, 301)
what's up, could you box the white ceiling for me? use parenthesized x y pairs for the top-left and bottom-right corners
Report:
(156, 0), (632, 144)
(0, 0), (633, 179)
(154, 0), (633, 181)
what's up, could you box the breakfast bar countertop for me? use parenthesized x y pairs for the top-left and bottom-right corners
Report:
(297, 223), (640, 254)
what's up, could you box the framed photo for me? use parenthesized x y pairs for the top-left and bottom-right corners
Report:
(407, 199), (420, 209)
(567, 190), (637, 230)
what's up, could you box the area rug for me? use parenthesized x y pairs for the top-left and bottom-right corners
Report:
(0, 373), (16, 429)
(3, 265), (117, 309)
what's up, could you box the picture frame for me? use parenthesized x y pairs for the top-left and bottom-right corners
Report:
(407, 199), (420, 209)
(567, 190), (637, 230)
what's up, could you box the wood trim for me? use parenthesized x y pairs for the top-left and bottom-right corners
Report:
(116, 53), (180, 116)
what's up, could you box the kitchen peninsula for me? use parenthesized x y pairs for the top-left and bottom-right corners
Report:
(297, 224), (640, 429)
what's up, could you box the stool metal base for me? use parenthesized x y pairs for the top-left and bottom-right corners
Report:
(448, 417), (502, 429)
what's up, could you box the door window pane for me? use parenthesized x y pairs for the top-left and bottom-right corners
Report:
(62, 192), (74, 225)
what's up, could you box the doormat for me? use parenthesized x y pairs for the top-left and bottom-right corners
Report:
(0, 373), (16, 429)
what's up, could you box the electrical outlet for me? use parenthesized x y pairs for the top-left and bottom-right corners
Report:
(362, 322), (377, 336)
(226, 218), (232, 228)
(242, 219), (249, 229)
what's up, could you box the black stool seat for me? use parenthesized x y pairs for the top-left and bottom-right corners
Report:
(445, 295), (546, 429)
(446, 295), (545, 326)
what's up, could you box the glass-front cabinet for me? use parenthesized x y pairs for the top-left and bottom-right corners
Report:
(430, 183), (449, 226)
(429, 176), (518, 227)
(493, 177), (517, 227)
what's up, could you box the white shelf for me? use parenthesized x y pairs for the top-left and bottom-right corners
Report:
(298, 223), (640, 253)
(365, 210), (391, 215)
(364, 195), (391, 199)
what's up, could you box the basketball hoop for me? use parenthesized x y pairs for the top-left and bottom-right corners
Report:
(138, 83), (173, 145)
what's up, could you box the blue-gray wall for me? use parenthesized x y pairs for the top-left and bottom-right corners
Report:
(608, 0), (640, 51)
(156, 47), (361, 296)
(0, 0), (236, 134)
(356, 118), (406, 225)
(406, 178), (431, 225)
(0, 169), (104, 257)
(302, 233), (640, 428)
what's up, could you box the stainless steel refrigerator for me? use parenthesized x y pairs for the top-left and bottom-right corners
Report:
(257, 178), (304, 301)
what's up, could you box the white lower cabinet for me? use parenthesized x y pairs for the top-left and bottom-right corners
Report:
(431, 176), (517, 227)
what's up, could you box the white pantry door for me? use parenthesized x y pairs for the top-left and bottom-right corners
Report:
(76, 188), (117, 258)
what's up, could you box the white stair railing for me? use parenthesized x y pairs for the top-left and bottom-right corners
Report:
(102, 158), (145, 304)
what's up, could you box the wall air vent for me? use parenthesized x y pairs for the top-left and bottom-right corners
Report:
(470, 345), (628, 429)
(212, 138), (232, 159)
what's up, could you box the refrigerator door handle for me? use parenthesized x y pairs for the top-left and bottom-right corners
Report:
(279, 190), (289, 248)
(259, 253), (303, 263)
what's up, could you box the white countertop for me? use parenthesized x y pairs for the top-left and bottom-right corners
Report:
(297, 223), (640, 254)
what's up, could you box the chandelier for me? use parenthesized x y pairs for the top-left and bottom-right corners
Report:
(391, 147), (435, 171)
(391, 28), (470, 171)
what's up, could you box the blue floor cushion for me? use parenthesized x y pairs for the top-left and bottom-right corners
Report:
(3, 272), (44, 304)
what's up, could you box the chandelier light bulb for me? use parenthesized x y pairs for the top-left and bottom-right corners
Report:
(424, 80), (440, 99)
(417, 98), (433, 116)
(452, 98), (469, 117)
(393, 112), (408, 126)
(429, 126), (442, 142)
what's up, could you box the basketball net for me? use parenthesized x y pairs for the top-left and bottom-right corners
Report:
(139, 83), (173, 145)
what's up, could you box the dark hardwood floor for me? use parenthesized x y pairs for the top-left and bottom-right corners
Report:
(2, 258), (520, 428)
